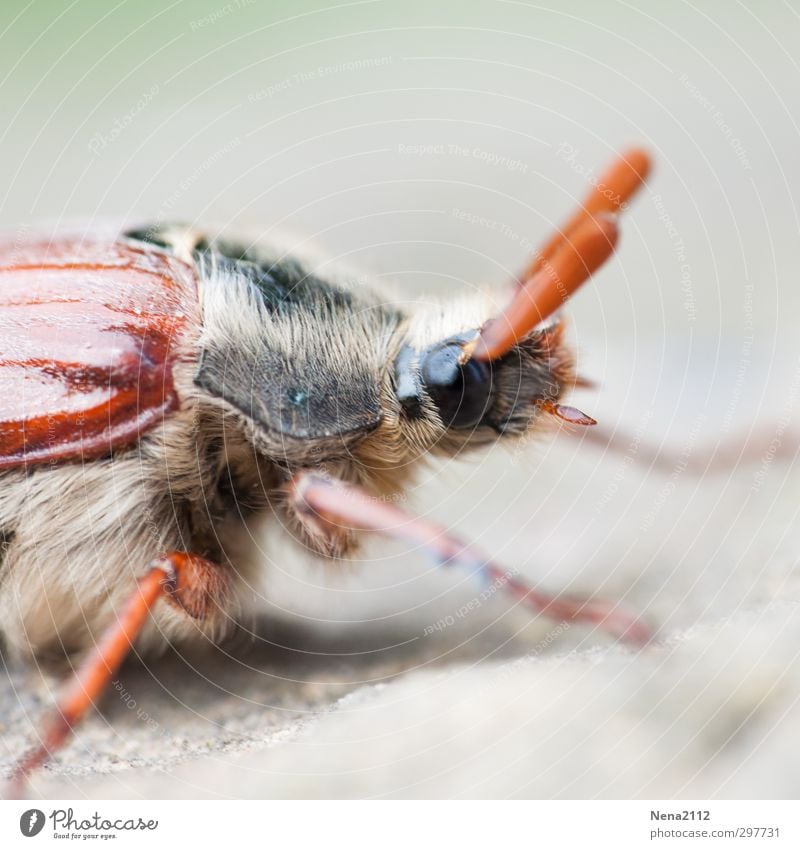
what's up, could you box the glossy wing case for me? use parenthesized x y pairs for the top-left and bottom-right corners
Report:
(0, 235), (198, 469)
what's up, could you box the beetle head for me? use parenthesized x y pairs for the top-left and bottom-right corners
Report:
(386, 297), (576, 463)
(123, 224), (601, 480)
(190, 248), (584, 475)
(381, 213), (622, 461)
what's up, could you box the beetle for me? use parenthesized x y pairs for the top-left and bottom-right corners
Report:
(1, 148), (651, 793)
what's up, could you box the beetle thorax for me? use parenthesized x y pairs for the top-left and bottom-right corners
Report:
(193, 253), (405, 469)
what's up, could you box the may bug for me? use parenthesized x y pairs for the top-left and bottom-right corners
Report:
(0, 148), (651, 793)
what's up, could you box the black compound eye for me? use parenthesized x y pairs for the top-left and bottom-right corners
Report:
(421, 339), (494, 429)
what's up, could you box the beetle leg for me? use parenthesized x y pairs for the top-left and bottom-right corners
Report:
(289, 471), (650, 646)
(520, 147), (651, 283)
(570, 421), (800, 476)
(6, 551), (224, 798)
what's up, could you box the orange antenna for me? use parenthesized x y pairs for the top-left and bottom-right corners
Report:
(472, 214), (618, 362)
(523, 146), (651, 280)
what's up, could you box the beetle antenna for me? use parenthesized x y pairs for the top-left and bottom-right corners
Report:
(520, 146), (651, 283)
(469, 214), (619, 363)
(462, 148), (651, 365)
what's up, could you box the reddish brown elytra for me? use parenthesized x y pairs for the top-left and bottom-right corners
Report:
(0, 238), (198, 467)
(0, 148), (651, 797)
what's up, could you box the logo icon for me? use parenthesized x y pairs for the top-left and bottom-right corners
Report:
(19, 809), (46, 837)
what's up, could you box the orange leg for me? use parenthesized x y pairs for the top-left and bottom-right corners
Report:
(6, 551), (224, 799)
(290, 471), (650, 646)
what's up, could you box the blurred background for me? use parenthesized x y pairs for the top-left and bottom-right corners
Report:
(2, 0), (800, 798)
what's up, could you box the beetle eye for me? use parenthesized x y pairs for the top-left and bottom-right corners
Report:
(420, 339), (494, 429)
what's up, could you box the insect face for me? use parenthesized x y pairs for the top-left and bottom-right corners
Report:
(394, 321), (571, 442)
(193, 259), (573, 484)
(129, 224), (584, 478)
